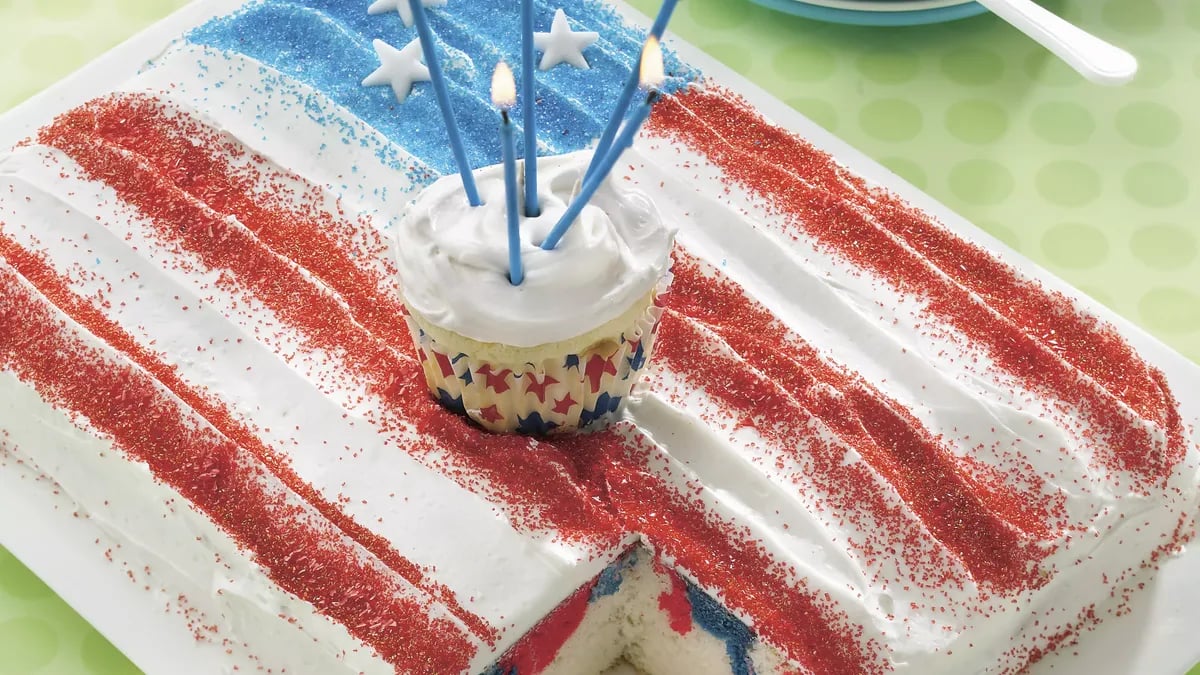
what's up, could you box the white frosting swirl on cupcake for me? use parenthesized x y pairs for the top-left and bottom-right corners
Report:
(395, 150), (675, 347)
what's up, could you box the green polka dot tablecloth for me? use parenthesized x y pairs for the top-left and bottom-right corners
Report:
(1, 0), (1198, 672)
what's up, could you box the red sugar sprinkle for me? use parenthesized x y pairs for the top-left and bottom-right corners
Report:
(0, 262), (474, 673)
(648, 87), (1186, 487)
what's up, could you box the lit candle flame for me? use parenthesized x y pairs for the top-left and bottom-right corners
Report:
(639, 36), (664, 91)
(491, 61), (517, 110)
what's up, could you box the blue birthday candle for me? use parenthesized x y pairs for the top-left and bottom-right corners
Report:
(542, 38), (663, 251)
(493, 63), (524, 285)
(409, 0), (481, 206)
(583, 0), (677, 182)
(521, 0), (540, 216)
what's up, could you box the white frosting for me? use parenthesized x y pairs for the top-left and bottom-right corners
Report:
(395, 150), (675, 347)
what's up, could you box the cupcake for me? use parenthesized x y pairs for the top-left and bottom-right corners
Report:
(395, 150), (675, 434)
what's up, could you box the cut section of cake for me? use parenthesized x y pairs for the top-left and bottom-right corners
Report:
(0, 1), (1196, 674)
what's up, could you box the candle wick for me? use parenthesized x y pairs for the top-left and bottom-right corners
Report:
(501, 109), (510, 124)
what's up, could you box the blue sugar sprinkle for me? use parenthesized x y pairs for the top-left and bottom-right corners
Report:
(186, 0), (699, 180)
(685, 578), (758, 675)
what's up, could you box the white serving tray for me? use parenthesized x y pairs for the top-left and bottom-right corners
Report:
(1, 1), (1197, 673)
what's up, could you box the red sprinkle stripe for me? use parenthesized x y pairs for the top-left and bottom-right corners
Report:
(649, 88), (1185, 487)
(81, 94), (412, 348)
(0, 231), (497, 645)
(0, 260), (475, 673)
(652, 87), (1171, 427)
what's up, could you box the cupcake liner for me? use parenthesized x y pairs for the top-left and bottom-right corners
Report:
(406, 273), (671, 434)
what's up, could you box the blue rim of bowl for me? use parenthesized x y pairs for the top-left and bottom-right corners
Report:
(748, 0), (988, 26)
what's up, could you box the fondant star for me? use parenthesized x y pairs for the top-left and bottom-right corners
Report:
(367, 0), (447, 28)
(362, 38), (430, 103)
(524, 374), (559, 403)
(564, 354), (581, 370)
(533, 9), (598, 71)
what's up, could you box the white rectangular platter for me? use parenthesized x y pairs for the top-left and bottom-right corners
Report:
(1, 1), (1197, 673)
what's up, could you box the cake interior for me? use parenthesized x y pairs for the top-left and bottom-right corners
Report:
(487, 547), (782, 675)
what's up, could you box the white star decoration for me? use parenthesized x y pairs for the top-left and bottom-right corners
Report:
(362, 38), (431, 103)
(367, 0), (447, 28)
(533, 9), (599, 71)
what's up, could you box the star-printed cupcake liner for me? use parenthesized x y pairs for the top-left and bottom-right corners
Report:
(406, 274), (670, 434)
